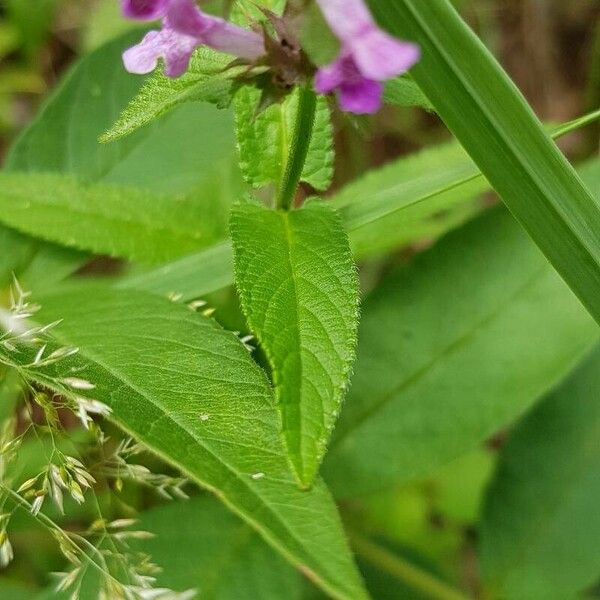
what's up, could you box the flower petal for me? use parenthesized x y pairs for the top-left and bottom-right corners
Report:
(315, 0), (373, 40)
(121, 0), (169, 20)
(201, 21), (265, 60)
(338, 78), (383, 114)
(314, 57), (348, 94)
(122, 27), (197, 77)
(165, 0), (214, 36)
(351, 29), (420, 81)
(167, 0), (264, 60)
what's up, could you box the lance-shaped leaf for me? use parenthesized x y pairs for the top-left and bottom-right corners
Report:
(100, 48), (239, 143)
(368, 0), (600, 324)
(323, 208), (599, 497)
(16, 287), (368, 600)
(230, 201), (359, 487)
(480, 346), (600, 600)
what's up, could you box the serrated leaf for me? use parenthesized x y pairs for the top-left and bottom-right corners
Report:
(18, 287), (368, 600)
(322, 207), (599, 497)
(234, 86), (334, 192)
(101, 48), (238, 143)
(370, 0), (600, 325)
(230, 201), (359, 487)
(480, 346), (600, 600)
(134, 496), (303, 599)
(0, 172), (224, 263)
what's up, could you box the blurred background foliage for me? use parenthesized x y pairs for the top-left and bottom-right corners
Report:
(0, 0), (598, 598)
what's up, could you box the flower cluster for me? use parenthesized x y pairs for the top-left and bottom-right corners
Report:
(120, 0), (420, 114)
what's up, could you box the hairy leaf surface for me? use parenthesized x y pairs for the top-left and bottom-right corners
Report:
(369, 0), (600, 324)
(231, 201), (359, 487)
(234, 86), (334, 192)
(323, 208), (599, 496)
(21, 287), (368, 600)
(480, 346), (600, 600)
(101, 48), (238, 142)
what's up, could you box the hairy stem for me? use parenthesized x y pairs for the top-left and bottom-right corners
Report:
(277, 86), (318, 211)
(350, 531), (472, 600)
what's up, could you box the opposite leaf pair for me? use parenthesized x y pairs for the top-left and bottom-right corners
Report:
(121, 0), (420, 113)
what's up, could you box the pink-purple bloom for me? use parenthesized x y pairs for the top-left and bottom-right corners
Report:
(314, 0), (420, 114)
(121, 0), (265, 77)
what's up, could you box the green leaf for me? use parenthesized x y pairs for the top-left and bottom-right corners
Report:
(383, 77), (434, 111)
(0, 367), (22, 422)
(230, 200), (359, 487)
(21, 287), (368, 600)
(234, 86), (334, 192)
(119, 147), (600, 304)
(331, 140), (487, 258)
(5, 32), (237, 195)
(0, 172), (225, 263)
(118, 240), (235, 300)
(322, 207), (599, 497)
(134, 496), (303, 599)
(369, 0), (600, 325)
(100, 48), (239, 143)
(0, 226), (35, 287)
(3, 31), (240, 287)
(480, 345), (600, 600)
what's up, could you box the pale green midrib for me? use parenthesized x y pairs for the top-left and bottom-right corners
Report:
(331, 262), (591, 449)
(338, 171), (484, 231)
(41, 316), (355, 600)
(486, 407), (600, 588)
(280, 212), (314, 483)
(399, 0), (600, 265)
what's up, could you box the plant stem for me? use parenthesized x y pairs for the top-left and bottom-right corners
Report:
(277, 85), (318, 211)
(350, 531), (472, 600)
(550, 108), (600, 138)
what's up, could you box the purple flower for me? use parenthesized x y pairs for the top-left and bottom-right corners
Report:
(314, 0), (420, 114)
(121, 0), (169, 21)
(121, 0), (265, 78)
